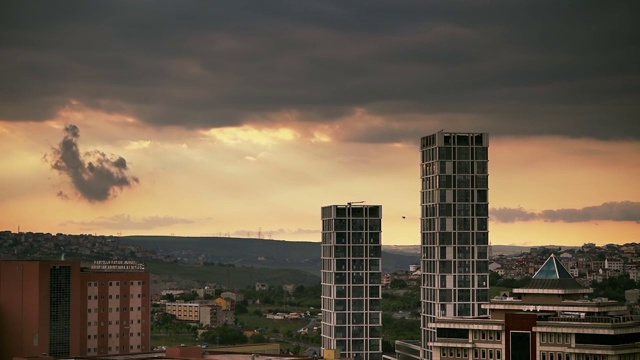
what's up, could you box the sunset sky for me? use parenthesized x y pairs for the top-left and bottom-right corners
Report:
(1, 1), (639, 246)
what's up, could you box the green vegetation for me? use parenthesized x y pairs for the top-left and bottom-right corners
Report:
(151, 281), (539, 352)
(145, 260), (320, 288)
(381, 315), (420, 353)
(201, 324), (248, 345)
(489, 286), (511, 298)
(490, 272), (531, 289)
(151, 333), (199, 348)
(382, 289), (420, 313)
(591, 274), (640, 302)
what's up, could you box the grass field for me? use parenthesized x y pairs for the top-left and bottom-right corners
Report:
(151, 333), (200, 348)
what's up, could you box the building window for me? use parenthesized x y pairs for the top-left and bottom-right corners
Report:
(542, 333), (547, 343)
(542, 352), (547, 360)
(496, 331), (501, 341)
(496, 350), (501, 360)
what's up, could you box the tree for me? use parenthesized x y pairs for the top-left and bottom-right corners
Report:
(177, 291), (198, 302)
(201, 324), (248, 345)
(489, 271), (502, 286)
(390, 278), (407, 289)
(250, 333), (268, 343)
(235, 302), (248, 314)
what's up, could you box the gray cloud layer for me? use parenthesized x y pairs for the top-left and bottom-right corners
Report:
(2, 1), (640, 142)
(491, 202), (640, 223)
(50, 124), (138, 201)
(62, 214), (193, 230)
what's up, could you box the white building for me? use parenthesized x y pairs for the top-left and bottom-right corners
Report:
(321, 204), (383, 360)
(420, 132), (490, 360)
(605, 258), (624, 271)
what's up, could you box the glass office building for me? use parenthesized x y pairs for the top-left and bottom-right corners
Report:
(321, 204), (383, 360)
(420, 132), (490, 360)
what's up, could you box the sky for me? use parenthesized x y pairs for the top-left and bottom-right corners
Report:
(1, 1), (639, 246)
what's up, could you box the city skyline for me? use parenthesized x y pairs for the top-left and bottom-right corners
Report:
(1, 2), (639, 246)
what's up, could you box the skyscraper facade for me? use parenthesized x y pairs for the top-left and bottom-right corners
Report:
(420, 132), (490, 360)
(321, 204), (383, 360)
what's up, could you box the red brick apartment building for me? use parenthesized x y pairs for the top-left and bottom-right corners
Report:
(0, 260), (150, 360)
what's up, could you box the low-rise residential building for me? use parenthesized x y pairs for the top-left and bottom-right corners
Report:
(605, 258), (624, 271)
(283, 283), (296, 293)
(220, 291), (244, 302)
(214, 297), (235, 310)
(255, 282), (268, 291)
(192, 287), (215, 298)
(165, 302), (200, 322)
(199, 304), (234, 327)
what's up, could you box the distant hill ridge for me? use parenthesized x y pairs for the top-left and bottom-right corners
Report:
(120, 235), (420, 274)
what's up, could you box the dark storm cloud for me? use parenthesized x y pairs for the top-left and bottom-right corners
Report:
(490, 202), (640, 223)
(50, 124), (139, 202)
(2, 1), (640, 142)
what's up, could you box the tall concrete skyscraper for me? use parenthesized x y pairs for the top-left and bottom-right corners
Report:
(321, 204), (383, 360)
(420, 132), (490, 360)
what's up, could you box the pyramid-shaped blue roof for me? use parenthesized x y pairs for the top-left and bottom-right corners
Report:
(533, 254), (574, 279)
(514, 254), (591, 294)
